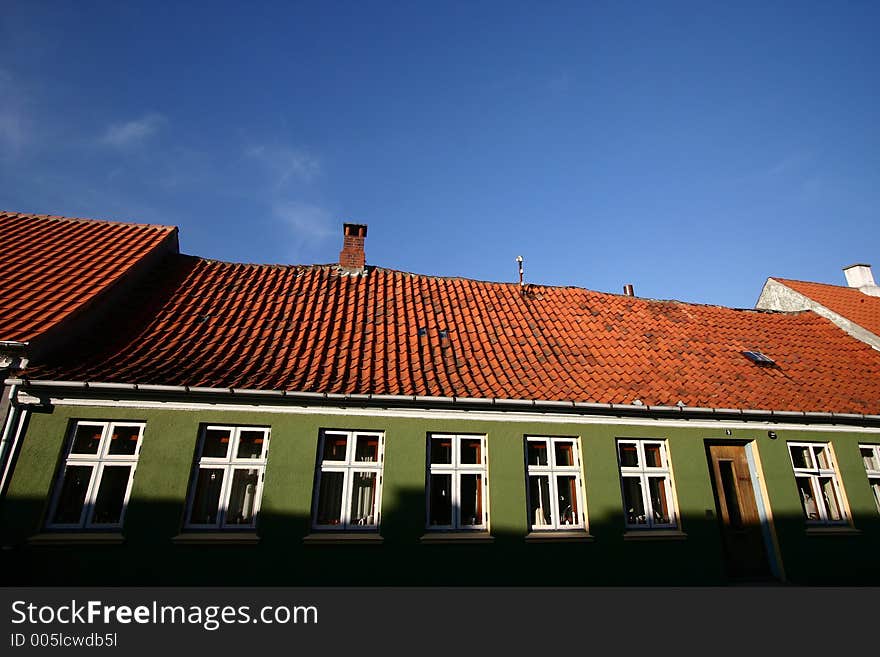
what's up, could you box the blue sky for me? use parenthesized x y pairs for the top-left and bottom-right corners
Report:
(2, 1), (878, 308)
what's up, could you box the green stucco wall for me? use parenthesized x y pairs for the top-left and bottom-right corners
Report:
(1, 402), (879, 585)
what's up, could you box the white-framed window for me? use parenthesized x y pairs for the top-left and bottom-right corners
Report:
(617, 439), (677, 529)
(46, 421), (145, 529)
(426, 433), (488, 530)
(859, 445), (880, 513)
(312, 429), (385, 530)
(184, 425), (269, 529)
(860, 444), (880, 514)
(525, 436), (586, 530)
(787, 442), (848, 525)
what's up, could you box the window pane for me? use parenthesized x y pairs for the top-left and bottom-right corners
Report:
(354, 435), (379, 462)
(189, 468), (225, 524)
(556, 475), (578, 526)
(428, 474), (452, 525)
(236, 430), (266, 460)
(71, 425), (103, 455)
(644, 444), (663, 468)
(619, 443), (639, 468)
(322, 434), (348, 462)
(814, 446), (832, 470)
(861, 447), (879, 471)
(90, 465), (132, 525)
(315, 471), (345, 525)
(819, 477), (842, 521)
(106, 425), (140, 456)
(202, 428), (231, 459)
(789, 446), (811, 469)
(554, 442), (575, 467)
(718, 460), (743, 529)
(460, 474), (483, 526)
(622, 477), (646, 525)
(528, 476), (552, 527)
(527, 440), (549, 466)
(349, 472), (378, 525)
(795, 477), (819, 520)
(648, 477), (671, 524)
(430, 437), (452, 464)
(51, 465), (93, 524)
(226, 468), (261, 525)
(460, 438), (482, 465)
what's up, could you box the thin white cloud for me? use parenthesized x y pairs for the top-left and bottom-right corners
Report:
(0, 70), (30, 158)
(0, 110), (27, 152)
(247, 145), (321, 188)
(245, 143), (332, 260)
(547, 71), (573, 94)
(272, 201), (334, 241)
(271, 200), (337, 261)
(101, 113), (165, 148)
(766, 152), (813, 177)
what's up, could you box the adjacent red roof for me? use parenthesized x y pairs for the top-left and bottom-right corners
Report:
(774, 277), (880, 338)
(0, 211), (177, 343)
(25, 256), (880, 414)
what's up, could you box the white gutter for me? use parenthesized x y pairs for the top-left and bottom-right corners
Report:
(5, 378), (880, 424)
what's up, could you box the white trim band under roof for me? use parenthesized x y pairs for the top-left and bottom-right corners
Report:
(6, 378), (880, 424)
(31, 395), (880, 434)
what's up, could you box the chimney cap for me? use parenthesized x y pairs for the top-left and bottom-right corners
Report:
(343, 222), (368, 234)
(843, 263), (872, 270)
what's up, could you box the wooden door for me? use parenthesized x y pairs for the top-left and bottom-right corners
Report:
(706, 444), (771, 579)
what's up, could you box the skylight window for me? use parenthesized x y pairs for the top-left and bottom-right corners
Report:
(743, 350), (775, 365)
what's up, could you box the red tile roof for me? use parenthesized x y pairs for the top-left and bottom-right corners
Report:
(774, 277), (880, 338)
(25, 256), (880, 414)
(0, 211), (177, 344)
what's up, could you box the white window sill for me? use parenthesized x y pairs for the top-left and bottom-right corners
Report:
(172, 532), (260, 545)
(805, 525), (861, 537)
(623, 529), (687, 541)
(28, 533), (125, 546)
(303, 533), (384, 545)
(420, 532), (494, 544)
(525, 531), (594, 543)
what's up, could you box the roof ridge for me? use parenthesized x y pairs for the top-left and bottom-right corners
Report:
(0, 210), (176, 231)
(184, 255), (342, 270)
(175, 258), (810, 314)
(773, 276), (849, 290)
(376, 265), (730, 306)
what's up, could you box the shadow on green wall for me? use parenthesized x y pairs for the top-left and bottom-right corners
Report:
(1, 488), (879, 587)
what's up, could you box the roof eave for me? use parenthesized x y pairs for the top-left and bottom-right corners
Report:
(7, 378), (878, 425)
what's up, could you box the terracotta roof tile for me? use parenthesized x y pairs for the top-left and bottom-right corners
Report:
(22, 256), (880, 415)
(0, 211), (177, 343)
(774, 277), (880, 337)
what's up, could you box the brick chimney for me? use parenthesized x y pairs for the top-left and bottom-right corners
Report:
(339, 223), (367, 270)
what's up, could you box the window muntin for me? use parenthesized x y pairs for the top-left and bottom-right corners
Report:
(426, 434), (488, 530)
(787, 442), (848, 525)
(46, 421), (145, 529)
(859, 444), (880, 515)
(312, 430), (384, 530)
(184, 426), (269, 529)
(525, 436), (585, 531)
(616, 439), (677, 529)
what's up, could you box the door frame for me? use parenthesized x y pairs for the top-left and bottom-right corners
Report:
(704, 439), (785, 582)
